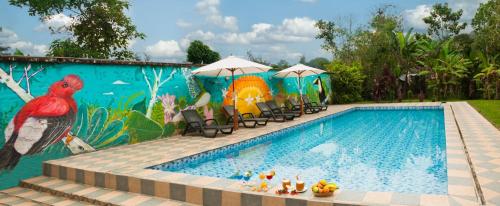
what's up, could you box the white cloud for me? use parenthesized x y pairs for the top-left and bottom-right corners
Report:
(180, 30), (216, 48)
(279, 17), (317, 37)
(176, 19), (192, 28)
(403, 5), (431, 30)
(196, 0), (238, 31)
(0, 28), (48, 56)
(35, 13), (75, 33)
(403, 0), (488, 32)
(448, 0), (488, 20)
(218, 17), (317, 44)
(145, 40), (184, 57)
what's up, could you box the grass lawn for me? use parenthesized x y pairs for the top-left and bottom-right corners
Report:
(467, 100), (500, 129)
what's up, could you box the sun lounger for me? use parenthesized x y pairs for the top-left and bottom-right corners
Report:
(265, 100), (301, 117)
(181, 109), (234, 138)
(302, 95), (327, 111)
(256, 102), (294, 122)
(223, 105), (269, 128)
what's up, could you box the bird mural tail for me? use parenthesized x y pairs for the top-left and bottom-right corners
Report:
(0, 143), (21, 170)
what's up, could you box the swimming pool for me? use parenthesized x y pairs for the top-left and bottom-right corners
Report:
(150, 107), (447, 194)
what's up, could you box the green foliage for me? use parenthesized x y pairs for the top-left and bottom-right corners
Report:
(246, 50), (269, 65)
(132, 97), (147, 114)
(186, 40), (220, 64)
(305, 83), (319, 103)
(417, 40), (472, 100)
(468, 100), (500, 128)
(71, 104), (89, 138)
(151, 101), (165, 125)
(271, 59), (290, 70)
(423, 3), (466, 40)
(91, 120), (124, 145)
(162, 122), (176, 137)
(326, 61), (366, 103)
(110, 91), (144, 120)
(472, 0), (499, 55)
(307, 57), (330, 70)
(177, 96), (188, 110)
(87, 107), (108, 141)
(473, 52), (499, 99)
(127, 111), (163, 144)
(315, 20), (344, 55)
(46, 39), (85, 58)
(97, 134), (129, 148)
(71, 104), (127, 149)
(9, 0), (145, 59)
(13, 49), (24, 56)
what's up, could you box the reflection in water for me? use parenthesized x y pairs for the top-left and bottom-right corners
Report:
(168, 109), (447, 194)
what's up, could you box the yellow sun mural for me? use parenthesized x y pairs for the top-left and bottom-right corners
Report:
(223, 76), (273, 115)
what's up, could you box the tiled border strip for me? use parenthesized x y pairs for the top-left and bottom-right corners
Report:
(450, 105), (485, 205)
(40, 103), (483, 206)
(19, 180), (114, 206)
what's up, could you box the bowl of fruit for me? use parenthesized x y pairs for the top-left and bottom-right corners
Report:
(311, 179), (337, 197)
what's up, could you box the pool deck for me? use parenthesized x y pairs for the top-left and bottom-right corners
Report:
(9, 102), (500, 206)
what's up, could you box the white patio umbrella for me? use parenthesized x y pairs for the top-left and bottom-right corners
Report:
(191, 56), (272, 130)
(274, 64), (325, 115)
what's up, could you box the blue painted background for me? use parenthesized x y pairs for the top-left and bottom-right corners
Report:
(0, 60), (331, 189)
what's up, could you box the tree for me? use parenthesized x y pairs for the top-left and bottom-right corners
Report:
(299, 56), (306, 64)
(13, 49), (24, 56)
(272, 59), (290, 70)
(474, 52), (499, 99)
(326, 61), (365, 103)
(472, 0), (499, 55)
(362, 7), (401, 101)
(315, 20), (344, 57)
(423, 3), (466, 40)
(46, 39), (85, 57)
(394, 29), (418, 101)
(246, 50), (269, 65)
(307, 57), (330, 70)
(9, 0), (145, 59)
(418, 40), (471, 100)
(186, 40), (220, 64)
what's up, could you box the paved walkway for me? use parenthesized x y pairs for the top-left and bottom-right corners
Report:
(451, 102), (500, 205)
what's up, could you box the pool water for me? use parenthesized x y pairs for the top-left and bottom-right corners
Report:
(155, 108), (447, 194)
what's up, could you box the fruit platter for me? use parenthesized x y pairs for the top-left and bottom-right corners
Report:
(311, 179), (337, 197)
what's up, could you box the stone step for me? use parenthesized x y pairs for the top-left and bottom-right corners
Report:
(20, 176), (198, 206)
(0, 186), (88, 206)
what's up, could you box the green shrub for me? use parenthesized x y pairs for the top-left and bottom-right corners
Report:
(327, 61), (366, 104)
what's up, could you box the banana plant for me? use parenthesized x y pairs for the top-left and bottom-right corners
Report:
(474, 52), (500, 99)
(71, 104), (129, 153)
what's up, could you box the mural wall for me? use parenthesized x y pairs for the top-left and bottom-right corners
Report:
(0, 57), (332, 189)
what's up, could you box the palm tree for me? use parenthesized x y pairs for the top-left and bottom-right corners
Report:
(437, 43), (471, 98)
(474, 52), (499, 99)
(394, 29), (418, 101)
(416, 38), (440, 100)
(417, 39), (471, 100)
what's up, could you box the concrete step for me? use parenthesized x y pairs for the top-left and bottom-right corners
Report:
(0, 186), (88, 206)
(20, 176), (198, 206)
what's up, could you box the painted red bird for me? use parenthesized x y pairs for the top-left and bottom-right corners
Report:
(0, 74), (83, 170)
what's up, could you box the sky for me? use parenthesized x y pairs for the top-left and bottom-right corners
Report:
(0, 0), (488, 64)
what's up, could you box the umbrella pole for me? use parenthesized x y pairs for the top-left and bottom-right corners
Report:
(232, 69), (238, 130)
(299, 75), (304, 115)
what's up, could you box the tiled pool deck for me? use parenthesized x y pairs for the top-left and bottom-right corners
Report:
(30, 102), (499, 205)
